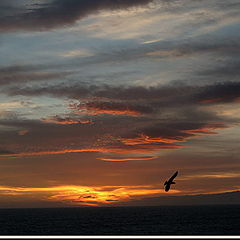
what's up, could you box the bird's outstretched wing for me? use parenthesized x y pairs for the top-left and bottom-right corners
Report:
(168, 171), (178, 182)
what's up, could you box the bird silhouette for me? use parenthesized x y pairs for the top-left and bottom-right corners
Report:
(164, 171), (178, 192)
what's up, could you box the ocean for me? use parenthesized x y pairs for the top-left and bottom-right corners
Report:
(0, 205), (239, 235)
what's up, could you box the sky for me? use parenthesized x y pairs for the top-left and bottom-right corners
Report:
(0, 0), (240, 207)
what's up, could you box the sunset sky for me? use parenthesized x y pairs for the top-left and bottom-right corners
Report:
(0, 0), (240, 207)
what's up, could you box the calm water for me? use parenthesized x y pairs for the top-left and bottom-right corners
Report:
(0, 205), (239, 235)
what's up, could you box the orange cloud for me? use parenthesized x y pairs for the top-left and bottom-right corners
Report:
(0, 185), (179, 206)
(18, 129), (29, 135)
(42, 117), (92, 125)
(0, 147), (160, 158)
(85, 109), (141, 116)
(69, 101), (143, 116)
(73, 108), (141, 116)
(118, 123), (227, 146)
(118, 133), (187, 145)
(0, 123), (227, 159)
(99, 156), (157, 162)
(0, 148), (115, 158)
(183, 123), (226, 135)
(180, 172), (240, 180)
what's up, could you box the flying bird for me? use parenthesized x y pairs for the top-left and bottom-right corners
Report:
(164, 171), (178, 192)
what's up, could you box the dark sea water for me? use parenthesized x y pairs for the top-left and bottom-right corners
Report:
(0, 205), (239, 235)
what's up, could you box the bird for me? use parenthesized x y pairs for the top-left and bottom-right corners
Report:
(164, 171), (178, 192)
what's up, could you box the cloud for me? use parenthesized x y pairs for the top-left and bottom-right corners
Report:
(18, 129), (29, 136)
(0, 0), (153, 32)
(42, 116), (92, 125)
(115, 122), (228, 150)
(0, 65), (72, 86)
(7, 81), (240, 106)
(196, 82), (240, 104)
(0, 117), (230, 158)
(70, 100), (153, 116)
(99, 156), (157, 162)
(0, 142), (182, 158)
(1, 80), (238, 158)
(59, 49), (95, 58)
(2, 82), (191, 101)
(199, 61), (240, 78)
(142, 38), (240, 58)
(0, 148), (125, 158)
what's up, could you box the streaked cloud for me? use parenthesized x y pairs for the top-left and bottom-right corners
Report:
(70, 100), (152, 116)
(99, 156), (157, 162)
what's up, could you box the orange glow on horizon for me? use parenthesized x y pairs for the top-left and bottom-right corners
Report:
(0, 185), (180, 206)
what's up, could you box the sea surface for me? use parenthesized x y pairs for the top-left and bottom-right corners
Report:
(0, 205), (239, 235)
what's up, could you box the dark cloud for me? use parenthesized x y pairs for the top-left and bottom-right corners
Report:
(5, 83), (190, 101)
(0, 65), (72, 86)
(0, 0), (153, 32)
(6, 81), (240, 105)
(42, 115), (93, 125)
(0, 1), (25, 17)
(196, 82), (240, 104)
(199, 61), (240, 78)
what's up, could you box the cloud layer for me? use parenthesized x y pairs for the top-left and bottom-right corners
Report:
(0, 0), (153, 32)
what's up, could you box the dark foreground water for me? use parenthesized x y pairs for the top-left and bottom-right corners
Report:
(0, 205), (239, 235)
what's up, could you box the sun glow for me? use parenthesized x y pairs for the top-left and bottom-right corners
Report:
(0, 185), (180, 206)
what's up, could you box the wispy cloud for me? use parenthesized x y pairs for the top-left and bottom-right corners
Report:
(99, 156), (157, 162)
